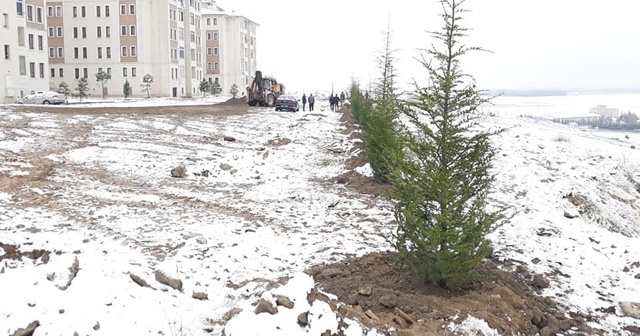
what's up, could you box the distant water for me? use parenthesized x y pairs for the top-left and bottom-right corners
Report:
(481, 93), (640, 118)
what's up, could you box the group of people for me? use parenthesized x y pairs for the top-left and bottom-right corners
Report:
(300, 94), (315, 111)
(299, 91), (347, 112)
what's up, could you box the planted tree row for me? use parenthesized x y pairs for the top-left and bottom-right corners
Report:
(350, 0), (504, 289)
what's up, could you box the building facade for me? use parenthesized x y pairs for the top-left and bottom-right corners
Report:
(202, 0), (257, 96)
(1, 0), (51, 103)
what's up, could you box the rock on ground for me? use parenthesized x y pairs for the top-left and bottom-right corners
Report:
(11, 320), (39, 336)
(171, 165), (187, 178)
(620, 302), (640, 319)
(154, 269), (183, 291)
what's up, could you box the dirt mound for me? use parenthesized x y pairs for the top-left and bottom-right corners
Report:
(219, 97), (247, 106)
(307, 252), (601, 336)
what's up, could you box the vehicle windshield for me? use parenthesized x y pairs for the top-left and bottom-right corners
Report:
(278, 95), (295, 100)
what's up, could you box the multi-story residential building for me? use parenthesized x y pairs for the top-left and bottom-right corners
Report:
(202, 0), (257, 95)
(1, 0), (255, 101)
(46, 0), (207, 98)
(1, 0), (50, 103)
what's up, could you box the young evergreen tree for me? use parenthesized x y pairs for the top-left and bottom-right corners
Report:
(210, 81), (222, 96)
(229, 84), (239, 98)
(141, 74), (154, 98)
(75, 77), (89, 102)
(95, 69), (110, 98)
(199, 79), (210, 97)
(123, 80), (131, 99)
(362, 20), (403, 183)
(391, 0), (503, 289)
(58, 81), (71, 96)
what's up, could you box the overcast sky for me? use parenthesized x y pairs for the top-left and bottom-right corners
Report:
(216, 0), (640, 93)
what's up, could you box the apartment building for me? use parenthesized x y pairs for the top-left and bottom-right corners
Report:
(1, 0), (50, 103)
(44, 0), (208, 98)
(1, 0), (256, 101)
(202, 1), (257, 95)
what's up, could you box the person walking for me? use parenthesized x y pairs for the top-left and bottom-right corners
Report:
(329, 94), (335, 111)
(340, 91), (346, 108)
(308, 94), (315, 111)
(301, 93), (307, 111)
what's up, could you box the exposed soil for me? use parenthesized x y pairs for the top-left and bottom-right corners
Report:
(326, 104), (393, 197)
(308, 252), (602, 336)
(8, 101), (252, 116)
(0, 242), (51, 264)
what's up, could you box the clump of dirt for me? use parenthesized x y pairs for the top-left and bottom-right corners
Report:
(307, 251), (601, 336)
(328, 171), (391, 197)
(265, 137), (292, 147)
(219, 97), (247, 106)
(0, 242), (51, 264)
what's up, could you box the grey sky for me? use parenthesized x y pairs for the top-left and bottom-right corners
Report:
(217, 0), (640, 93)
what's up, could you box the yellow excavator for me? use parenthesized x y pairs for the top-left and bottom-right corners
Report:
(246, 71), (285, 107)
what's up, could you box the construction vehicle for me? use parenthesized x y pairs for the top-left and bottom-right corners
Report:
(246, 71), (285, 107)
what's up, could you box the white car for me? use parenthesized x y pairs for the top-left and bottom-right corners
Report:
(17, 90), (67, 105)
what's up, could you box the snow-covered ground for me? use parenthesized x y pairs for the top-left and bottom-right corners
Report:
(1, 96), (640, 335)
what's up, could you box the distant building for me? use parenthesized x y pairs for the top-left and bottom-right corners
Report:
(201, 0), (257, 95)
(1, 0), (51, 103)
(590, 105), (619, 118)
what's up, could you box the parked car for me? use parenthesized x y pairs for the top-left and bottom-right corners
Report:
(17, 90), (67, 105)
(274, 95), (299, 112)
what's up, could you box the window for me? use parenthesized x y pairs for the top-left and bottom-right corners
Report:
(179, 47), (184, 59)
(213, 32), (218, 40)
(48, 27), (54, 37)
(190, 30), (195, 43)
(178, 27), (184, 41)
(18, 27), (24, 46)
(120, 5), (126, 15)
(207, 62), (212, 70)
(74, 47), (78, 59)
(214, 62), (219, 70)
(16, 0), (24, 16)
(39, 63), (45, 78)
(97, 26), (102, 38)
(83, 68), (88, 78)
(214, 18), (217, 25)
(26, 5), (33, 21)
(57, 47), (63, 57)
(19, 56), (26, 75)
(2, 13), (8, 28)
(27, 34), (34, 49)
(75, 68), (80, 79)
(51, 68), (55, 78)
(105, 6), (110, 17)
(3, 45), (9, 60)
(130, 46), (136, 57)
(72, 6), (77, 17)
(36, 6), (43, 23)
(207, 48), (212, 55)
(106, 47), (111, 58)
(73, 27), (78, 38)
(206, 32), (211, 40)
(57, 27), (63, 37)
(121, 46), (128, 57)
(121, 25), (126, 36)
(81, 6), (86, 17)
(214, 47), (218, 55)
(179, 11), (183, 21)
(206, 18), (210, 25)
(130, 25), (136, 36)
(59, 68), (63, 77)
(96, 6), (101, 17)
(131, 67), (136, 77)
(47, 6), (53, 17)
(82, 47), (87, 59)
(129, 4), (135, 15)
(29, 62), (35, 78)
(106, 26), (111, 38)
(56, 6), (62, 16)
(82, 27), (87, 38)
(107, 68), (111, 78)
(97, 47), (102, 59)
(48, 47), (54, 58)
(123, 67), (127, 77)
